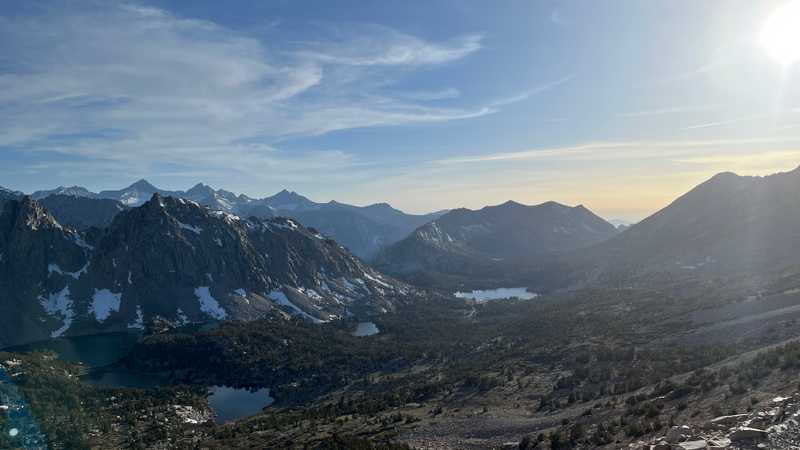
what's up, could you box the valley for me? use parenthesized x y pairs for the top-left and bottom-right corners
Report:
(3, 167), (800, 449)
(5, 2), (799, 448)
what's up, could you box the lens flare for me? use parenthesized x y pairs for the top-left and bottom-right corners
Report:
(760, 1), (800, 65)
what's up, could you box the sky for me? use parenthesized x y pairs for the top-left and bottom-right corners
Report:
(2, 0), (800, 220)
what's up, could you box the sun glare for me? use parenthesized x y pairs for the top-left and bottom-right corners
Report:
(761, 1), (800, 65)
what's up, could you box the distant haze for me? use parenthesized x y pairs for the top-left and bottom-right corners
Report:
(1, 1), (799, 220)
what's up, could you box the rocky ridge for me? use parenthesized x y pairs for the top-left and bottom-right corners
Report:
(632, 395), (800, 449)
(0, 194), (411, 347)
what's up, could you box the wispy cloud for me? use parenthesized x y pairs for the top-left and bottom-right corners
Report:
(0, 2), (504, 185)
(398, 88), (461, 101)
(616, 104), (719, 118)
(490, 75), (574, 107)
(674, 150), (800, 167)
(434, 137), (800, 165)
(684, 115), (769, 130)
(297, 27), (484, 66)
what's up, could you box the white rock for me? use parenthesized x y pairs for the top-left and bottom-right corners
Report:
(677, 440), (707, 450)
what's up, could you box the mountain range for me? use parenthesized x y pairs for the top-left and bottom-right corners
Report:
(375, 200), (619, 288)
(0, 193), (410, 347)
(565, 165), (800, 283)
(5, 165), (800, 347)
(29, 180), (445, 260)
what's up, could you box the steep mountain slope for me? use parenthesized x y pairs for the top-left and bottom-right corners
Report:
(0, 195), (410, 347)
(375, 200), (618, 288)
(28, 180), (444, 259)
(0, 197), (89, 346)
(573, 166), (800, 278)
(39, 195), (127, 230)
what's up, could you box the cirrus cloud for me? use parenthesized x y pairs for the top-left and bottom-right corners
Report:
(0, 1), (497, 185)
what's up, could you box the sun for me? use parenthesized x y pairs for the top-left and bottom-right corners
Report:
(760, 1), (800, 65)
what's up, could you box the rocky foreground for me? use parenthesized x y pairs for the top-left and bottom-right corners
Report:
(632, 395), (800, 449)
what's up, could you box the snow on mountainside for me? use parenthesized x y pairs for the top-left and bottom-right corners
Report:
(18, 180), (445, 259)
(97, 179), (181, 206)
(0, 194), (412, 347)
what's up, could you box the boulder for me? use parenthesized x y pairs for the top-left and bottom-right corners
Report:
(676, 440), (707, 450)
(709, 414), (748, 427)
(728, 427), (768, 442)
(666, 425), (692, 443)
(771, 396), (790, 405)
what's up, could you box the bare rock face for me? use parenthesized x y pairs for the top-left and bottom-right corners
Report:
(0, 195), (413, 347)
(0, 196), (89, 345)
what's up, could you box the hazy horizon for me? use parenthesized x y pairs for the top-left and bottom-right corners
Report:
(2, 0), (800, 220)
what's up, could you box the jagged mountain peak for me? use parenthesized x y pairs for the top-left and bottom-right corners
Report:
(21, 180), (446, 260)
(128, 179), (159, 191)
(14, 196), (64, 231)
(187, 182), (213, 193)
(0, 193), (412, 346)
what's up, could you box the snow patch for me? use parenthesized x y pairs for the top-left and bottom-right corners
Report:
(271, 219), (299, 231)
(128, 305), (145, 329)
(363, 272), (393, 289)
(268, 290), (322, 323)
(91, 289), (122, 322)
(73, 234), (94, 251)
(39, 287), (74, 337)
(195, 287), (227, 320)
(299, 287), (323, 301)
(176, 308), (190, 326)
(210, 210), (240, 224)
(177, 220), (202, 234)
(48, 262), (88, 280)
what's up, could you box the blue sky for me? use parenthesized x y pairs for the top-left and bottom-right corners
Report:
(1, 0), (800, 219)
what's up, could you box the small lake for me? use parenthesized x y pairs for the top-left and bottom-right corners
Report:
(454, 287), (539, 302)
(2, 332), (141, 368)
(3, 332), (276, 424)
(352, 321), (380, 337)
(208, 386), (274, 423)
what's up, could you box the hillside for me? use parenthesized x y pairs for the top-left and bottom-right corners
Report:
(375, 200), (618, 288)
